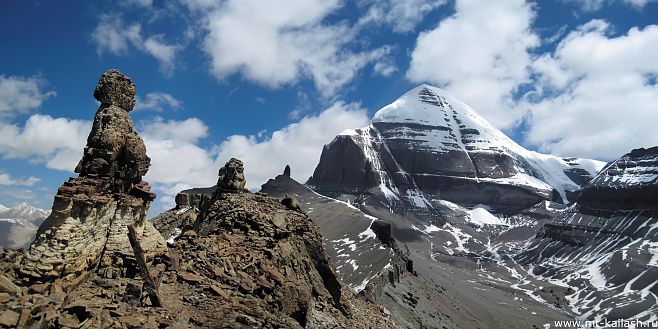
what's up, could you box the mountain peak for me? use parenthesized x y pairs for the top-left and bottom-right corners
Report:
(309, 84), (605, 212)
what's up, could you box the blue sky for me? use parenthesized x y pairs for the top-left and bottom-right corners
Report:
(0, 0), (657, 216)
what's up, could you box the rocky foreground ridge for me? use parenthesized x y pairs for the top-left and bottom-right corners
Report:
(0, 71), (399, 328)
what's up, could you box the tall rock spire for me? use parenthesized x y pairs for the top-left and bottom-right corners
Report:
(20, 70), (168, 281)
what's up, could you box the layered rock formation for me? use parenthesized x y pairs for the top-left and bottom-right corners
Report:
(307, 85), (604, 214)
(577, 146), (658, 208)
(19, 69), (167, 281)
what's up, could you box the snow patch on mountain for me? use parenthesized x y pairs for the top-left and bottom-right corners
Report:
(372, 84), (605, 203)
(467, 206), (505, 226)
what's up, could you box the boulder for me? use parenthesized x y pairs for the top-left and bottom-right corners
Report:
(216, 158), (247, 192)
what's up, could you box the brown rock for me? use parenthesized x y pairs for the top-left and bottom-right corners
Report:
(217, 158), (246, 192)
(179, 273), (203, 284)
(18, 308), (30, 327)
(58, 313), (80, 328)
(29, 283), (49, 294)
(282, 193), (302, 212)
(0, 309), (19, 327)
(19, 70), (167, 281)
(93, 69), (136, 111)
(118, 315), (143, 328)
(0, 275), (21, 295)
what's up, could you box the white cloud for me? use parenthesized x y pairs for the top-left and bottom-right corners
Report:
(124, 0), (153, 7)
(406, 0), (540, 130)
(143, 35), (182, 76)
(562, 0), (658, 11)
(92, 14), (142, 56)
(213, 101), (371, 190)
(358, 0), (448, 33)
(0, 188), (36, 201)
(92, 14), (181, 76)
(0, 75), (56, 117)
(196, 0), (393, 97)
(0, 172), (40, 186)
(0, 114), (90, 171)
(134, 92), (183, 112)
(138, 117), (208, 144)
(523, 21), (658, 159)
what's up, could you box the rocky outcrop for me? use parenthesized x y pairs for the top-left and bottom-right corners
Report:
(577, 146), (658, 208)
(19, 69), (167, 281)
(144, 160), (402, 328)
(174, 187), (216, 209)
(260, 169), (398, 291)
(216, 158), (248, 193)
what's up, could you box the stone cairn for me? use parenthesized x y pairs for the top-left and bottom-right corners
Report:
(19, 69), (168, 282)
(216, 158), (248, 193)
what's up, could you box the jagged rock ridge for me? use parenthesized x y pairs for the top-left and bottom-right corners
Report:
(147, 159), (401, 328)
(19, 69), (167, 281)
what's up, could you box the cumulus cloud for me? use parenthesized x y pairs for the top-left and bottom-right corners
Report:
(92, 14), (181, 76)
(0, 75), (56, 118)
(143, 35), (182, 77)
(138, 117), (217, 211)
(196, 0), (393, 97)
(523, 21), (658, 159)
(92, 14), (142, 56)
(358, 0), (449, 33)
(0, 114), (90, 171)
(134, 92), (183, 112)
(213, 101), (371, 190)
(0, 172), (40, 186)
(406, 0), (540, 130)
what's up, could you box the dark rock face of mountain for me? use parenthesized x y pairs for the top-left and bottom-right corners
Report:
(308, 85), (602, 215)
(259, 169), (400, 291)
(19, 70), (167, 281)
(577, 146), (658, 208)
(261, 168), (577, 328)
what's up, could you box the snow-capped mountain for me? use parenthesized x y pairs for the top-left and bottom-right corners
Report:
(307, 85), (604, 215)
(0, 202), (50, 249)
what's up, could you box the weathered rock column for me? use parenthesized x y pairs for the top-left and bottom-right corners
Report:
(19, 70), (168, 281)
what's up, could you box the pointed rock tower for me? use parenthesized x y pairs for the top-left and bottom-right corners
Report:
(20, 70), (168, 281)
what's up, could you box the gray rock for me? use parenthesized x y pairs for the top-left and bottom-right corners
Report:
(217, 158), (247, 192)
